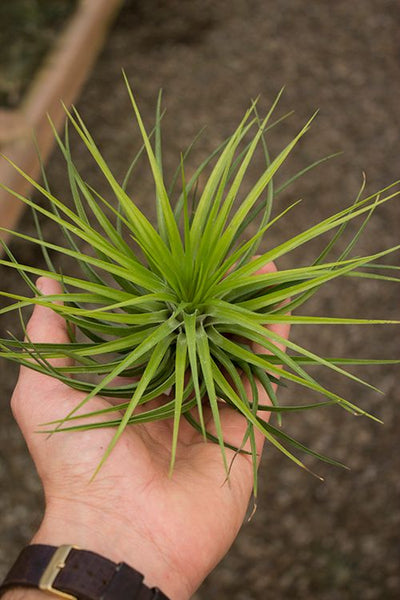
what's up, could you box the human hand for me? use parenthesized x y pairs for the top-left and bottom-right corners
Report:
(9, 264), (290, 600)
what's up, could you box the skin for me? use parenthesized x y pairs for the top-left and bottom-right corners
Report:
(4, 264), (290, 600)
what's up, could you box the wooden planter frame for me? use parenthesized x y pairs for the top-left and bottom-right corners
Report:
(0, 0), (123, 244)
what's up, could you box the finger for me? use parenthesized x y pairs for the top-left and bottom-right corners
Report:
(250, 261), (291, 392)
(18, 277), (73, 387)
(11, 278), (97, 432)
(251, 260), (291, 354)
(218, 260), (291, 456)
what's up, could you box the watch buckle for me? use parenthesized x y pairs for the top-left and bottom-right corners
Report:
(39, 544), (79, 599)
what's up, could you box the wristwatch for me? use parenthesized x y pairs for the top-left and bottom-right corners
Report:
(0, 544), (170, 599)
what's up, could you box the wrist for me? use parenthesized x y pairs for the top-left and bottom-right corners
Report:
(2, 591), (45, 600)
(0, 544), (172, 600)
(27, 505), (193, 600)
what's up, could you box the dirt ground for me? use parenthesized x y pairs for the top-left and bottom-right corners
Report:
(1, 1), (400, 598)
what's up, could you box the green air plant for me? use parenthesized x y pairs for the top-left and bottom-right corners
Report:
(0, 80), (399, 497)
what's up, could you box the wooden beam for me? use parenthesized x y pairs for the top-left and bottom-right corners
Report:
(0, 0), (123, 244)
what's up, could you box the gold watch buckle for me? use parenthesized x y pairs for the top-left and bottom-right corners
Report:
(39, 544), (80, 599)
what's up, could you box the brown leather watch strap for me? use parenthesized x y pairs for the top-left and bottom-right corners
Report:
(0, 545), (170, 600)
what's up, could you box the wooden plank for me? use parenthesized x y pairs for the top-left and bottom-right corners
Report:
(0, 0), (123, 243)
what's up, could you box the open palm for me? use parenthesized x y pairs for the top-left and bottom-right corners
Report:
(11, 270), (289, 600)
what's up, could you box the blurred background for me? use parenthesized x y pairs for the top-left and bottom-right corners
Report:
(0, 0), (78, 108)
(0, 1), (399, 598)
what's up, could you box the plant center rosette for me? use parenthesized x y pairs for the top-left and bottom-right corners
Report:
(1, 78), (399, 495)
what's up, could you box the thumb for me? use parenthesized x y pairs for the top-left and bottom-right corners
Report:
(16, 276), (73, 390)
(11, 277), (84, 434)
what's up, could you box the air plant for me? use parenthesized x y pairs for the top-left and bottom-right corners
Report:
(0, 78), (399, 497)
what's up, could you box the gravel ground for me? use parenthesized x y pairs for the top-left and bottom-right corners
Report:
(1, 1), (400, 598)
